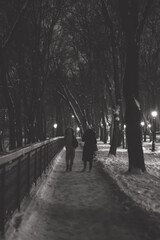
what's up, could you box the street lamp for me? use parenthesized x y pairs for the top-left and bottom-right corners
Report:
(76, 127), (80, 132)
(76, 127), (80, 137)
(123, 124), (126, 148)
(140, 121), (145, 141)
(71, 115), (75, 129)
(53, 123), (58, 137)
(100, 122), (104, 141)
(148, 123), (152, 142)
(151, 111), (158, 151)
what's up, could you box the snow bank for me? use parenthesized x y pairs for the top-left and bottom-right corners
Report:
(97, 141), (160, 214)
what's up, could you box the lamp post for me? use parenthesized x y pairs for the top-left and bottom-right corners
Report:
(151, 111), (158, 151)
(53, 123), (58, 137)
(71, 115), (75, 130)
(123, 124), (126, 148)
(76, 127), (80, 137)
(100, 122), (104, 141)
(148, 123), (151, 142)
(140, 121), (145, 142)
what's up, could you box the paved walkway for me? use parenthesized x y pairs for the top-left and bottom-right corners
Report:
(4, 145), (156, 240)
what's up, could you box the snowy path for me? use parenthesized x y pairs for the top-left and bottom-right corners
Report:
(4, 145), (157, 240)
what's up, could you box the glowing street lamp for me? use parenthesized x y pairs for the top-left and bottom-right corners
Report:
(99, 121), (104, 141)
(140, 121), (145, 141)
(148, 123), (152, 142)
(151, 110), (158, 151)
(76, 127), (80, 137)
(53, 123), (58, 129)
(53, 123), (58, 137)
(151, 111), (158, 119)
(123, 124), (127, 149)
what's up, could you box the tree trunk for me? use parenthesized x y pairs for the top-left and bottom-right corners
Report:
(125, 99), (145, 172)
(109, 115), (120, 156)
(101, 116), (107, 144)
(0, 44), (16, 150)
(123, 17), (145, 172)
(56, 98), (64, 136)
(15, 86), (23, 148)
(120, 0), (153, 172)
(8, 110), (16, 150)
(100, 126), (104, 141)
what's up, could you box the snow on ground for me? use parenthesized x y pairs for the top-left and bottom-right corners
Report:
(97, 141), (160, 214)
(4, 143), (159, 240)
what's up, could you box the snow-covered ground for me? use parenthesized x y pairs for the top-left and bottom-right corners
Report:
(97, 141), (160, 214)
(2, 140), (160, 240)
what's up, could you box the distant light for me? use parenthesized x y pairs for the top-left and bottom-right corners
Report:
(124, 124), (126, 129)
(72, 115), (74, 118)
(151, 111), (158, 118)
(77, 127), (80, 132)
(140, 121), (145, 127)
(53, 123), (58, 129)
(148, 124), (151, 128)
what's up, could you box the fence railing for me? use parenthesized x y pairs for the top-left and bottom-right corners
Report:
(0, 137), (64, 235)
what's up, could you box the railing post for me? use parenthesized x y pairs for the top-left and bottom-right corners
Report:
(44, 146), (46, 173)
(17, 158), (21, 212)
(0, 166), (6, 235)
(0, 137), (64, 235)
(47, 144), (49, 166)
(39, 147), (42, 178)
(27, 153), (30, 195)
(34, 150), (37, 186)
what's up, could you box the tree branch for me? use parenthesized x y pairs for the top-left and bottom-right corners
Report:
(136, 0), (154, 42)
(58, 80), (84, 132)
(3, 0), (31, 50)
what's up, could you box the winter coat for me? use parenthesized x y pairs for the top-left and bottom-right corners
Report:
(65, 132), (74, 151)
(82, 129), (97, 162)
(64, 128), (76, 157)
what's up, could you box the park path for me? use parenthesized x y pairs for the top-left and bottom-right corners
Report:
(5, 145), (155, 240)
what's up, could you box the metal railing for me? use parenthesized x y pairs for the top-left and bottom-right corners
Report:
(0, 137), (64, 235)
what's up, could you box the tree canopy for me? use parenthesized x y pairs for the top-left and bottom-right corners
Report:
(0, 0), (160, 173)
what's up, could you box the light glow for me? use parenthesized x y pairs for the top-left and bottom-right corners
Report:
(53, 123), (58, 129)
(151, 111), (158, 118)
(140, 121), (145, 127)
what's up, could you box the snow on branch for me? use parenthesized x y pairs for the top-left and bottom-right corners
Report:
(133, 97), (141, 110)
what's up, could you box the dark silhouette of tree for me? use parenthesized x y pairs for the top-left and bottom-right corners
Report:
(139, 4), (160, 127)
(118, 0), (153, 172)
(0, 0), (65, 150)
(101, 0), (124, 156)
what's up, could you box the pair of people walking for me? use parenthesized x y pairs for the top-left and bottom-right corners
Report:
(64, 126), (97, 172)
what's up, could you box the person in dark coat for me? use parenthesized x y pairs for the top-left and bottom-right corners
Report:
(64, 128), (77, 171)
(82, 127), (97, 172)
